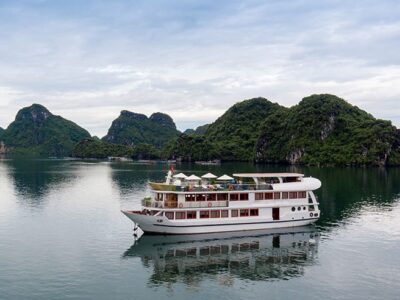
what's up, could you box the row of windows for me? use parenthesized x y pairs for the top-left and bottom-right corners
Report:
(165, 209), (259, 220)
(182, 191), (307, 202)
(163, 241), (261, 258)
(291, 206), (308, 211)
(255, 191), (307, 200)
(184, 193), (248, 201)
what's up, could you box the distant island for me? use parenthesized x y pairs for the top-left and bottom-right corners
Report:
(1, 94), (399, 166)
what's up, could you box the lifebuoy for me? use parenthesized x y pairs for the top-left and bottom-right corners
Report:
(208, 202), (212, 208)
(179, 203), (183, 208)
(228, 185), (234, 191)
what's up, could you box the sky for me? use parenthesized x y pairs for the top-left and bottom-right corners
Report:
(0, 0), (399, 137)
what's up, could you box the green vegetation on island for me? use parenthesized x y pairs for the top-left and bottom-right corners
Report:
(165, 95), (400, 166)
(184, 124), (210, 135)
(163, 134), (218, 161)
(72, 138), (161, 160)
(165, 98), (284, 161)
(102, 110), (179, 148)
(255, 94), (400, 166)
(1, 95), (399, 166)
(0, 104), (90, 157)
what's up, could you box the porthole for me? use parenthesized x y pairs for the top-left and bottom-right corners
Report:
(291, 207), (295, 212)
(297, 207), (301, 211)
(303, 207), (306, 210)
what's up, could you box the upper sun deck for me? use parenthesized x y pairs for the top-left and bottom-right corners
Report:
(232, 173), (304, 178)
(149, 172), (320, 193)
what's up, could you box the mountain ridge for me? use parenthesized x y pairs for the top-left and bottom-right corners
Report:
(165, 97), (286, 161)
(102, 110), (179, 148)
(1, 95), (399, 166)
(255, 94), (400, 165)
(0, 103), (91, 156)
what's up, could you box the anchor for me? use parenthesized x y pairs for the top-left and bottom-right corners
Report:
(133, 223), (139, 238)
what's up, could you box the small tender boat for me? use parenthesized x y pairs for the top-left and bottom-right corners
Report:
(122, 170), (321, 235)
(195, 159), (221, 165)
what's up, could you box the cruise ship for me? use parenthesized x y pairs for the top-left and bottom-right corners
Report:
(122, 170), (321, 235)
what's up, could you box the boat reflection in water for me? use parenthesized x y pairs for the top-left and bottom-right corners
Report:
(123, 226), (319, 286)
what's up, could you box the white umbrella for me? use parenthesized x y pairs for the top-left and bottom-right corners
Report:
(186, 174), (201, 181)
(201, 172), (217, 179)
(173, 172), (187, 179)
(217, 174), (234, 181)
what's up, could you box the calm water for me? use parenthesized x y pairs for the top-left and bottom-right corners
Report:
(0, 159), (399, 300)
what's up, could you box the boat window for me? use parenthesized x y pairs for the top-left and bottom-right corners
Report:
(200, 211), (210, 218)
(273, 192), (281, 199)
(230, 194), (239, 201)
(210, 246), (221, 255)
(176, 211), (186, 219)
(200, 247), (210, 256)
(165, 249), (174, 258)
(207, 194), (216, 201)
(165, 212), (174, 219)
(240, 209), (249, 217)
(298, 191), (307, 198)
(250, 209), (259, 216)
(250, 241), (260, 250)
(231, 243), (239, 252)
(185, 194), (196, 202)
(264, 193), (273, 200)
(175, 249), (186, 257)
(297, 206), (301, 211)
(303, 206), (306, 210)
(187, 211), (197, 219)
(217, 193), (228, 201)
(291, 207), (295, 212)
(284, 177), (298, 183)
(221, 210), (229, 218)
(187, 248), (197, 256)
(166, 193), (178, 201)
(240, 193), (249, 201)
(289, 192), (298, 199)
(282, 192), (288, 199)
(221, 245), (229, 253)
(156, 193), (163, 201)
(231, 210), (239, 217)
(255, 193), (264, 200)
(210, 210), (220, 218)
(197, 194), (206, 201)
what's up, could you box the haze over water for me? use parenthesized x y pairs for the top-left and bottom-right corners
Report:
(0, 159), (399, 300)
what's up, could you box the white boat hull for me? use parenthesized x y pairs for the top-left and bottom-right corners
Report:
(122, 210), (318, 235)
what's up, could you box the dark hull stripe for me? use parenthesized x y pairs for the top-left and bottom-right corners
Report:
(152, 217), (318, 228)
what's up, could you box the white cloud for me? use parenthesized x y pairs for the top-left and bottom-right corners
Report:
(0, 0), (399, 135)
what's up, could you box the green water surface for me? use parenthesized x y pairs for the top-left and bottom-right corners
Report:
(0, 159), (399, 300)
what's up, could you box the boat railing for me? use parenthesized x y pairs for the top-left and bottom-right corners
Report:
(149, 182), (273, 192)
(141, 199), (228, 209)
(142, 198), (165, 208)
(182, 200), (228, 208)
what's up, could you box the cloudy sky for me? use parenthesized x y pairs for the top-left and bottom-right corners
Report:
(0, 0), (399, 136)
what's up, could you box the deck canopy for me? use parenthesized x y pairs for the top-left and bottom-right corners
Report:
(233, 173), (304, 178)
(173, 173), (188, 179)
(217, 174), (234, 181)
(186, 174), (201, 181)
(201, 173), (217, 179)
